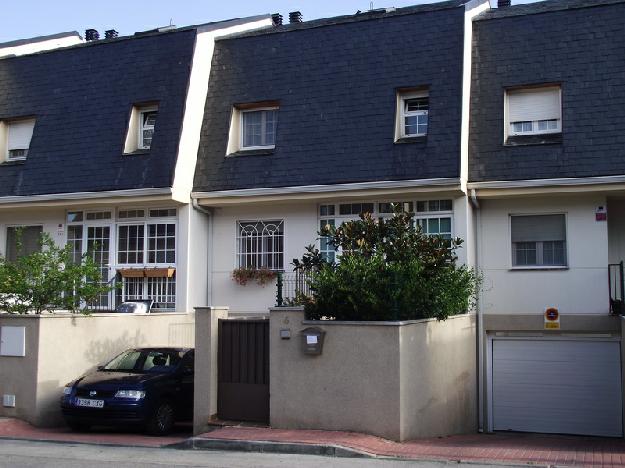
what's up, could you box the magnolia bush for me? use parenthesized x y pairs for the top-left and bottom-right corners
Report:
(292, 208), (480, 321)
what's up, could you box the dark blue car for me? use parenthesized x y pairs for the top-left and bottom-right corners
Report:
(60, 347), (194, 435)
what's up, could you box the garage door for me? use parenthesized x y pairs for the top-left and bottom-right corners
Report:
(492, 338), (623, 437)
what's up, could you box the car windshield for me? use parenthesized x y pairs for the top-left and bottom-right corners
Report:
(102, 349), (184, 373)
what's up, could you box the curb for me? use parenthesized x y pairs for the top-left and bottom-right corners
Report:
(170, 436), (374, 458)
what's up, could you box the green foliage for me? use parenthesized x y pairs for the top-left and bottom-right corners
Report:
(293, 208), (480, 321)
(0, 230), (113, 314)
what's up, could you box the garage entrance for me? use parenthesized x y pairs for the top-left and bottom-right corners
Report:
(491, 337), (623, 437)
(217, 318), (269, 423)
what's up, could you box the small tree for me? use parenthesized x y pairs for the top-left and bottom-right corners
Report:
(292, 207), (480, 321)
(0, 231), (113, 314)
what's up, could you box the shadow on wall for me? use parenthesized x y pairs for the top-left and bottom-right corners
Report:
(36, 379), (68, 427)
(84, 329), (146, 367)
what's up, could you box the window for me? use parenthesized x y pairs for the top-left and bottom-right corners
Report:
(242, 109), (277, 149)
(139, 108), (158, 149)
(147, 223), (176, 263)
(118, 209), (145, 219)
(511, 214), (567, 267)
(396, 90), (428, 140)
(117, 225), (145, 264)
(415, 199), (453, 240)
(226, 102), (279, 155)
(1, 118), (36, 161)
(123, 104), (158, 154)
(237, 220), (284, 271)
(338, 203), (374, 216)
(5, 226), (42, 262)
(506, 86), (561, 137)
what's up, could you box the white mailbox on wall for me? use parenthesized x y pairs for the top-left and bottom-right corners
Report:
(0, 326), (26, 357)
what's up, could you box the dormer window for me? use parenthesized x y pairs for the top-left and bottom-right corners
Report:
(1, 118), (36, 162)
(139, 108), (158, 150)
(123, 104), (158, 154)
(395, 89), (429, 141)
(506, 86), (561, 139)
(226, 101), (279, 155)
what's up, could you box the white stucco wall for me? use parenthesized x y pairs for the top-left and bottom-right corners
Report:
(478, 195), (610, 315)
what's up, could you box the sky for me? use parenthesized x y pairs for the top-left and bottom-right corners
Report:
(1, 0), (541, 43)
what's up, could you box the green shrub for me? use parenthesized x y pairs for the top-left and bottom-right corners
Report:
(292, 208), (480, 321)
(0, 230), (113, 314)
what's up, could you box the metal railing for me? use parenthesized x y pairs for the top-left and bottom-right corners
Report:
(276, 271), (313, 307)
(609, 261), (625, 315)
(85, 274), (122, 313)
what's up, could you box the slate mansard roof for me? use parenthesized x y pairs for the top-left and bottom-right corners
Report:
(469, 0), (625, 182)
(0, 29), (197, 197)
(194, 1), (469, 193)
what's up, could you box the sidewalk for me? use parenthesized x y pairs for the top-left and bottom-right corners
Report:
(191, 426), (625, 467)
(3, 417), (625, 467)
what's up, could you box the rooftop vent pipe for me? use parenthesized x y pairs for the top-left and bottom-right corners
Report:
(498, 0), (511, 7)
(85, 29), (100, 41)
(271, 13), (283, 26)
(104, 29), (119, 39)
(289, 11), (303, 23)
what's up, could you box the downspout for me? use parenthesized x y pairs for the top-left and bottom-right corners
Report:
(469, 188), (484, 432)
(192, 197), (213, 307)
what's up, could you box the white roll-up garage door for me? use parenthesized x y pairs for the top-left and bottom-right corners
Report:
(492, 338), (623, 437)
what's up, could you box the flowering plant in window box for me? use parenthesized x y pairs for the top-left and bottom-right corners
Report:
(231, 267), (277, 286)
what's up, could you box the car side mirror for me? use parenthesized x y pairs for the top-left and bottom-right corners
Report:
(97, 365), (104, 371)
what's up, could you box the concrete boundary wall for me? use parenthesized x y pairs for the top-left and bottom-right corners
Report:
(0, 312), (195, 426)
(269, 308), (477, 441)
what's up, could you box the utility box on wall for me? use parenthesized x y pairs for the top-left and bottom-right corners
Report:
(300, 327), (326, 355)
(0, 326), (26, 357)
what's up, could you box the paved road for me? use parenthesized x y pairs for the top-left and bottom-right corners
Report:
(0, 439), (524, 468)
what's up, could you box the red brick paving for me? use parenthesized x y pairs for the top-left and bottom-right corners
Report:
(0, 417), (188, 447)
(199, 426), (625, 467)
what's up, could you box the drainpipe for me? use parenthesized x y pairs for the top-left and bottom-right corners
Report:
(192, 197), (213, 307)
(469, 188), (484, 432)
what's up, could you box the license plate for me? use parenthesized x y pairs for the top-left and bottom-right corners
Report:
(75, 398), (104, 408)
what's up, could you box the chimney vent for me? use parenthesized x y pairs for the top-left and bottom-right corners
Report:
(289, 11), (303, 23)
(498, 0), (511, 7)
(85, 29), (100, 41)
(104, 29), (119, 39)
(271, 13), (283, 26)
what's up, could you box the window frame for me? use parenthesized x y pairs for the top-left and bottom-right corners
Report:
(508, 212), (569, 270)
(505, 85), (562, 139)
(395, 89), (429, 141)
(138, 106), (158, 150)
(2, 117), (36, 162)
(239, 107), (278, 151)
(235, 219), (285, 271)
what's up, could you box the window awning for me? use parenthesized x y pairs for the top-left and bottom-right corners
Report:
(118, 268), (175, 278)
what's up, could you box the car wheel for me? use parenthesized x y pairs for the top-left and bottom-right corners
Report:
(146, 401), (175, 436)
(67, 421), (90, 432)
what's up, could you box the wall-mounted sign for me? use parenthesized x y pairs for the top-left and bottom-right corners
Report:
(544, 307), (560, 330)
(596, 206), (607, 222)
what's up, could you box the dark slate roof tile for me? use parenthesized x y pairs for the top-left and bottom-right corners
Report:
(0, 29), (197, 197)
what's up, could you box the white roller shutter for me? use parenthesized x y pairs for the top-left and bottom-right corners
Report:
(7, 119), (35, 151)
(508, 87), (561, 122)
(492, 338), (622, 437)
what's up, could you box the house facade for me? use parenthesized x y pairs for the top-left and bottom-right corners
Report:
(0, 16), (272, 313)
(469, 0), (625, 437)
(192, 0), (489, 315)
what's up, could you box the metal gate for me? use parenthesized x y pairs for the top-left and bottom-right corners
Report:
(217, 319), (269, 423)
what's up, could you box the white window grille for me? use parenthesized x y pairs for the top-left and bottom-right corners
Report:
(147, 223), (176, 264)
(396, 91), (429, 139)
(117, 224), (145, 264)
(147, 276), (176, 310)
(237, 220), (284, 271)
(123, 277), (144, 301)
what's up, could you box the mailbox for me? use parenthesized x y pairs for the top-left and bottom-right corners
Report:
(300, 327), (326, 355)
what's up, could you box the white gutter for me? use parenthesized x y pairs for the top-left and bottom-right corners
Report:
(192, 178), (461, 200)
(0, 187), (173, 206)
(191, 198), (214, 306)
(467, 174), (625, 190)
(470, 188), (484, 432)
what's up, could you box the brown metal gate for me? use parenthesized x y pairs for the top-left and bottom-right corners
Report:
(217, 319), (269, 423)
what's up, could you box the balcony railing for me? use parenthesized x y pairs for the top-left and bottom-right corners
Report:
(609, 261), (625, 315)
(275, 271), (313, 307)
